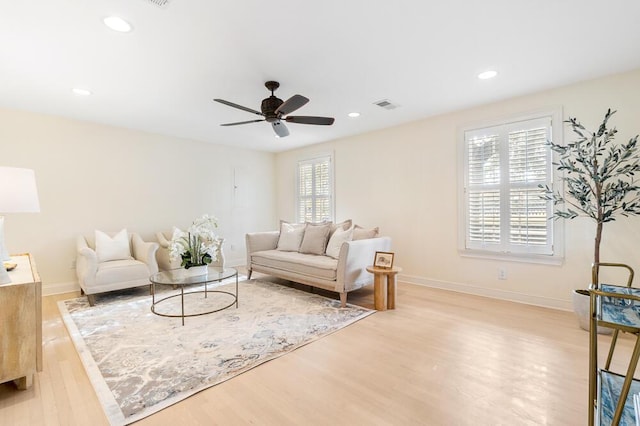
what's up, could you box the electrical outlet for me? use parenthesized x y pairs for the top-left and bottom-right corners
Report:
(498, 267), (507, 280)
(230, 244), (236, 251)
(70, 259), (76, 269)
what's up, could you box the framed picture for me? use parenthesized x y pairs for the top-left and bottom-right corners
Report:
(373, 251), (394, 269)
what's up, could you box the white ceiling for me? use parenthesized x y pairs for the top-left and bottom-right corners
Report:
(2, 0), (640, 153)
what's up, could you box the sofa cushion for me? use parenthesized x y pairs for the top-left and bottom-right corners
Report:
(326, 225), (354, 259)
(251, 250), (337, 281)
(299, 223), (331, 255)
(353, 225), (380, 240)
(95, 229), (132, 262)
(277, 222), (305, 251)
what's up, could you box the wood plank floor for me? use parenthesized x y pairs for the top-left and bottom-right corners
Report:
(0, 276), (635, 425)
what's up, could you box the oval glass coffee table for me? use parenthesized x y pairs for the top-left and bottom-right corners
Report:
(150, 266), (238, 326)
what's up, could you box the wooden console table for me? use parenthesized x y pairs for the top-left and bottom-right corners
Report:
(366, 265), (402, 311)
(0, 253), (42, 390)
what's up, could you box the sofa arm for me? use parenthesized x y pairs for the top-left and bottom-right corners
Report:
(337, 236), (392, 292)
(76, 235), (97, 290)
(132, 233), (159, 275)
(246, 231), (280, 263)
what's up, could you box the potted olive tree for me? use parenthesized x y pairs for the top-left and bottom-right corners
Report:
(542, 109), (640, 331)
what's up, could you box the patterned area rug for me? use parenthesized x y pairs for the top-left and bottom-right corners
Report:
(58, 279), (373, 425)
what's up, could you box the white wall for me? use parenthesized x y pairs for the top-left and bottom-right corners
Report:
(0, 108), (276, 294)
(275, 68), (640, 310)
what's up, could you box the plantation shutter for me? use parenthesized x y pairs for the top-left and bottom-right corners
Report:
(507, 121), (551, 250)
(464, 117), (553, 255)
(467, 131), (501, 245)
(297, 156), (333, 223)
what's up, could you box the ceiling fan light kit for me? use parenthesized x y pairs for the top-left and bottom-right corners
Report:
(214, 81), (335, 138)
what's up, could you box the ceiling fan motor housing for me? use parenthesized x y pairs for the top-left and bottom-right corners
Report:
(261, 96), (283, 122)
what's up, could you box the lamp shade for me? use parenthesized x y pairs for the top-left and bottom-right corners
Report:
(0, 167), (40, 213)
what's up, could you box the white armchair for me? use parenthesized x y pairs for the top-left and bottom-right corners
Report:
(76, 231), (159, 306)
(155, 231), (181, 271)
(156, 230), (226, 271)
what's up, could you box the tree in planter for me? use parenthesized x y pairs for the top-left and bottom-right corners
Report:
(541, 109), (640, 282)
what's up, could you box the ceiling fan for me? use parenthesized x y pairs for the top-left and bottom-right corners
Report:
(214, 81), (335, 138)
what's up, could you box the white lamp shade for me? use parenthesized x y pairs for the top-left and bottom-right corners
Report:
(0, 167), (41, 213)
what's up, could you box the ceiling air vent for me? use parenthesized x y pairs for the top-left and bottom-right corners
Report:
(142, 0), (171, 8)
(373, 99), (399, 110)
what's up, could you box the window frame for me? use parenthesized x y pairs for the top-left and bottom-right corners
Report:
(295, 153), (335, 223)
(457, 108), (564, 265)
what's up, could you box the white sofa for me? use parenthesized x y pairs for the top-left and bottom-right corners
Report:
(76, 230), (159, 305)
(246, 223), (391, 307)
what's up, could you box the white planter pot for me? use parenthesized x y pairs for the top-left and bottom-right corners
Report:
(183, 264), (208, 277)
(571, 289), (612, 334)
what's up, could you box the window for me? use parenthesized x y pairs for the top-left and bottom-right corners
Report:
(460, 110), (562, 262)
(296, 155), (333, 223)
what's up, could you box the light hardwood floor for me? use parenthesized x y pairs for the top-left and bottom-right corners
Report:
(0, 276), (635, 425)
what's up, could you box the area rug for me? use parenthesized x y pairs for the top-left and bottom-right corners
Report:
(58, 279), (373, 425)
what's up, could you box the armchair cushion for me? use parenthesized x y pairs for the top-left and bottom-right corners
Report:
(95, 229), (132, 262)
(96, 259), (150, 286)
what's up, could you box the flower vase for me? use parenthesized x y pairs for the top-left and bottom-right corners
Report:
(184, 264), (208, 277)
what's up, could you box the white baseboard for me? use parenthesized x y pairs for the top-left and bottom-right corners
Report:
(43, 280), (79, 296)
(45, 270), (571, 311)
(42, 261), (248, 297)
(399, 274), (572, 312)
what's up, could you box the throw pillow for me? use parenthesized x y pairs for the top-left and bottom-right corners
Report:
(95, 229), (132, 262)
(330, 219), (353, 236)
(352, 225), (380, 240)
(325, 225), (354, 259)
(276, 221), (306, 251)
(306, 220), (332, 226)
(299, 222), (332, 255)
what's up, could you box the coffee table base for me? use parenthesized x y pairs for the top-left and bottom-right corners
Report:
(151, 289), (237, 326)
(150, 269), (238, 325)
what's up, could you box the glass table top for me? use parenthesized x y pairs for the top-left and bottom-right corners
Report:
(150, 266), (237, 286)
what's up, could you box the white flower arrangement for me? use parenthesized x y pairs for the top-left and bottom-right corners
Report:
(169, 214), (220, 269)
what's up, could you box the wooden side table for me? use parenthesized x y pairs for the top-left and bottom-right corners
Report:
(366, 265), (402, 311)
(0, 253), (42, 390)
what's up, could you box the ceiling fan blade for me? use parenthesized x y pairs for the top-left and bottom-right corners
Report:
(275, 94), (309, 116)
(272, 120), (290, 138)
(285, 116), (335, 125)
(213, 99), (263, 116)
(220, 119), (264, 126)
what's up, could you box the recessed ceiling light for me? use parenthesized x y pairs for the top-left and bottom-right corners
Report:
(348, 112), (360, 118)
(103, 16), (133, 33)
(72, 88), (92, 96)
(478, 70), (498, 80)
